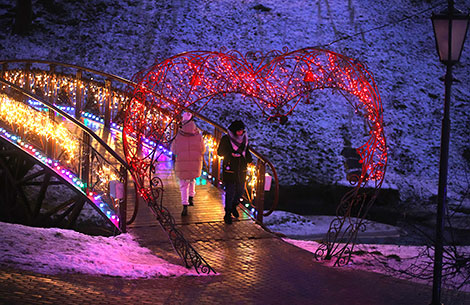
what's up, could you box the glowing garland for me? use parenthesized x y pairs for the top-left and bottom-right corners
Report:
(2, 70), (127, 116)
(124, 48), (386, 199)
(0, 94), (78, 161)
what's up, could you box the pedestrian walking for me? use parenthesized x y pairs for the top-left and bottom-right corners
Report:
(171, 113), (206, 216)
(217, 120), (253, 224)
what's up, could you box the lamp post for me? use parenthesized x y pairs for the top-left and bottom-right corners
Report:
(430, 1), (469, 304)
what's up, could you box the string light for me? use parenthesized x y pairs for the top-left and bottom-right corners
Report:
(0, 94), (78, 161)
(121, 48), (387, 223)
(2, 50), (387, 225)
(1, 67), (131, 230)
(2, 69), (129, 128)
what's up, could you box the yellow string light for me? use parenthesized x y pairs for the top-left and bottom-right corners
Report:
(203, 133), (217, 153)
(245, 163), (258, 202)
(0, 94), (78, 160)
(97, 164), (120, 186)
(246, 163), (258, 188)
(3, 70), (128, 116)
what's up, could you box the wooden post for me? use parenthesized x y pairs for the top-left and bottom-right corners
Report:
(254, 160), (266, 224)
(45, 65), (56, 159)
(75, 70), (82, 120)
(47, 105), (55, 159)
(24, 63), (31, 91)
(119, 165), (128, 233)
(104, 79), (112, 128)
(48, 64), (56, 105)
(212, 127), (221, 187)
(81, 132), (91, 190)
(23, 63), (31, 106)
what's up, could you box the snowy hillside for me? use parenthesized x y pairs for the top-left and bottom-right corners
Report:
(0, 0), (469, 211)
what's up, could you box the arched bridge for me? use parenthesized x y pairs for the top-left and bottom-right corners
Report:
(0, 49), (387, 273)
(0, 59), (280, 274)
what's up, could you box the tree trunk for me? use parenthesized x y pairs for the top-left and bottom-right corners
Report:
(13, 0), (33, 35)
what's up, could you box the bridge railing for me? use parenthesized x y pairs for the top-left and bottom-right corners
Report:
(1, 59), (131, 129)
(0, 59), (278, 224)
(0, 78), (129, 232)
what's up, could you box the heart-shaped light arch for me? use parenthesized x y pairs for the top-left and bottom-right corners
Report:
(123, 47), (387, 266)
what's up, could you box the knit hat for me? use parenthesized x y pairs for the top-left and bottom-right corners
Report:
(228, 120), (245, 133)
(182, 112), (192, 123)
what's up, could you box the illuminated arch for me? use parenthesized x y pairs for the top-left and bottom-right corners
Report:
(123, 48), (387, 265)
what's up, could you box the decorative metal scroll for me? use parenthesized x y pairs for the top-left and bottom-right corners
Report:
(147, 175), (215, 274)
(123, 47), (387, 267)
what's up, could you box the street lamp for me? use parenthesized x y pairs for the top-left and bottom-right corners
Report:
(430, 1), (469, 305)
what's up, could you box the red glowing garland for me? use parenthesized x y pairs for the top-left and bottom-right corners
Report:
(124, 48), (386, 193)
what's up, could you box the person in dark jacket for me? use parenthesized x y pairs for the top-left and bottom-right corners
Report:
(217, 120), (253, 224)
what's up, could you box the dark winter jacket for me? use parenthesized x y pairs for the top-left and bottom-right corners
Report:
(217, 134), (253, 184)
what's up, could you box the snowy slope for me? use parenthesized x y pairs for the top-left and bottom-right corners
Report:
(0, 0), (469, 210)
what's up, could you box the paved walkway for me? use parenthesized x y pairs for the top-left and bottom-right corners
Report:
(1, 156), (469, 304)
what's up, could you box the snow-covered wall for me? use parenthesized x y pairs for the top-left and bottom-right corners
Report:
(0, 0), (469, 208)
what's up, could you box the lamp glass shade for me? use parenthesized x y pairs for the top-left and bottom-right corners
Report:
(432, 12), (470, 63)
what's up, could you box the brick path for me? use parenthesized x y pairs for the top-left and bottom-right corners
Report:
(1, 158), (469, 304)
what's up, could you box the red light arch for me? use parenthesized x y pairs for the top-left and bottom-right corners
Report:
(123, 47), (387, 265)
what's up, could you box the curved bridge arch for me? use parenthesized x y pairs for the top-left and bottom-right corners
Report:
(124, 47), (387, 265)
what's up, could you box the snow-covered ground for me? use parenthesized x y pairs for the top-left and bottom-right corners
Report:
(264, 211), (470, 292)
(0, 220), (197, 278)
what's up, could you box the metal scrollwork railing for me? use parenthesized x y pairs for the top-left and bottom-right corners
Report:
(147, 175), (215, 274)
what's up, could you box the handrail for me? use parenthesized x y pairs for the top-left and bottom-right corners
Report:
(1, 59), (280, 274)
(0, 59), (134, 86)
(0, 78), (131, 171)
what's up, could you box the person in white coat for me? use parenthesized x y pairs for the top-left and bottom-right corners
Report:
(171, 113), (206, 216)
